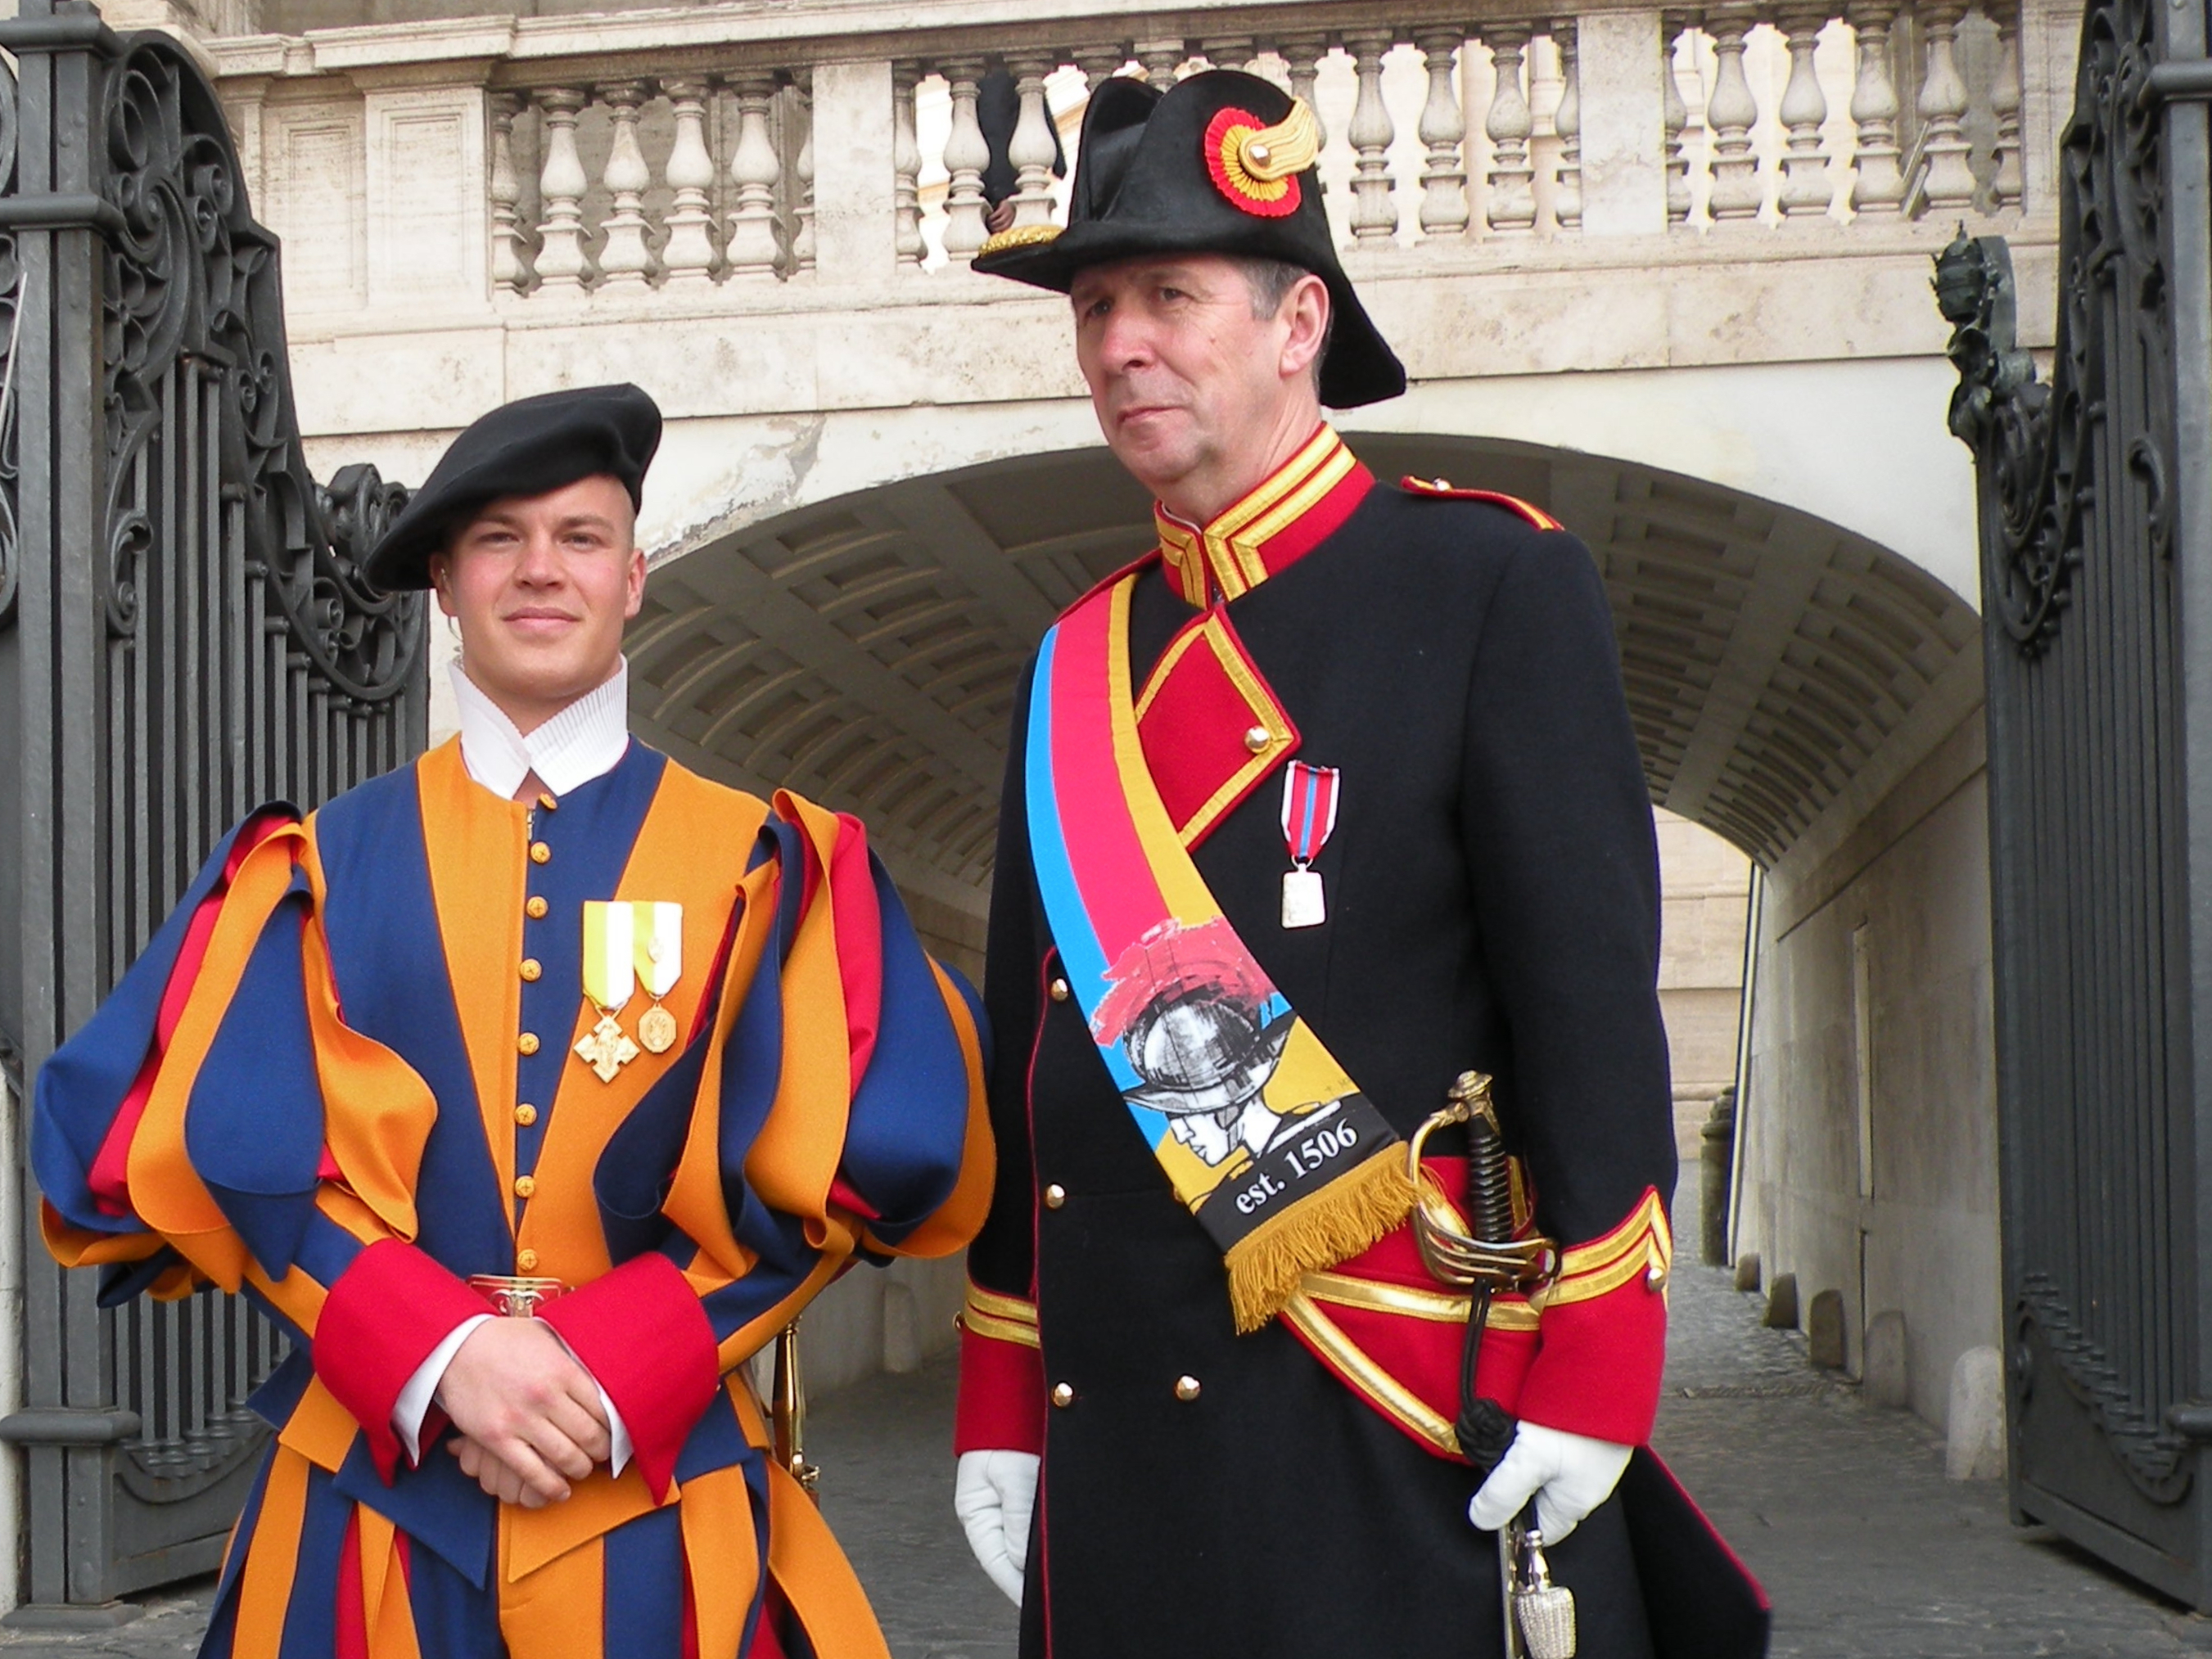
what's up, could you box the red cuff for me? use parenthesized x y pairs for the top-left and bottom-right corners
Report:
(314, 1240), (490, 1482)
(538, 1253), (719, 1500)
(1513, 1272), (1668, 1445)
(954, 1323), (1045, 1456)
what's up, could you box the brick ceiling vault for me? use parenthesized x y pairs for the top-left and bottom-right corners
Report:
(629, 436), (1981, 901)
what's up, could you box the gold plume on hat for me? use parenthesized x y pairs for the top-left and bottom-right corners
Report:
(1235, 98), (1320, 182)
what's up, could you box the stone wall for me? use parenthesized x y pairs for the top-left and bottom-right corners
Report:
(1736, 706), (1998, 1433)
(1656, 809), (1752, 1166)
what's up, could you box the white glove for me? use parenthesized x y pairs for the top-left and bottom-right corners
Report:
(955, 1449), (1040, 1607)
(1467, 1420), (1632, 1544)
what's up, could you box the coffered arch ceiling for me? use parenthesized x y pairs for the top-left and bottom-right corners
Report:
(628, 436), (1981, 900)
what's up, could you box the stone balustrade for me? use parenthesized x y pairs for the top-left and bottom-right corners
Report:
(215, 0), (2031, 310)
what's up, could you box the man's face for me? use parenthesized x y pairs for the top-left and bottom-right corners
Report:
(427, 474), (644, 731)
(1070, 255), (1320, 510)
(1168, 1107), (1239, 1167)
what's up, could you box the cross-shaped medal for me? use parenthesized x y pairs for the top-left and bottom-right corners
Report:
(575, 1011), (639, 1083)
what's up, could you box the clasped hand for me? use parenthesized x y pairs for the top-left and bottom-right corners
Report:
(436, 1318), (612, 1508)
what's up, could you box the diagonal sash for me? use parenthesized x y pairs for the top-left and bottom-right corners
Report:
(1026, 574), (1414, 1331)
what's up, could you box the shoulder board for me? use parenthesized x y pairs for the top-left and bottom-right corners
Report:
(1398, 476), (1564, 531)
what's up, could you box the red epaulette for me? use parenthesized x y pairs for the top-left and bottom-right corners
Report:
(1399, 476), (1564, 531)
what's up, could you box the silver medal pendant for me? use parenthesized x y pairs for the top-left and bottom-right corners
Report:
(1281, 865), (1326, 929)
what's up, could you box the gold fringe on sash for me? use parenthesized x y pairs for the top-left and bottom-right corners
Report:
(1224, 1150), (1418, 1332)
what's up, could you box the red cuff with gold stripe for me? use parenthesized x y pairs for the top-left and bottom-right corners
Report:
(1515, 1190), (1673, 1446)
(538, 1251), (720, 1502)
(954, 1283), (1045, 1456)
(314, 1239), (492, 1483)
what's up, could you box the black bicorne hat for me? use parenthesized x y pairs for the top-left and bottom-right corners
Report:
(361, 382), (663, 592)
(973, 70), (1406, 409)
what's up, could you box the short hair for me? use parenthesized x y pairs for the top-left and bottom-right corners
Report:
(1232, 256), (1334, 394)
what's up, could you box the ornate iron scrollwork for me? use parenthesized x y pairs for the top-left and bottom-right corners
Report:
(2016, 1276), (2192, 1502)
(0, 56), (19, 634)
(95, 34), (418, 697)
(1939, 0), (2177, 655)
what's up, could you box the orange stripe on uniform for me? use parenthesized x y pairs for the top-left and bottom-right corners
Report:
(499, 1527), (605, 1659)
(765, 1460), (892, 1659)
(678, 1465), (761, 1659)
(232, 1447), (312, 1659)
(413, 738), (527, 1219)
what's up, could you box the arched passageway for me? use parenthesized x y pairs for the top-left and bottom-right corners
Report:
(629, 434), (1981, 888)
(626, 435), (1997, 1426)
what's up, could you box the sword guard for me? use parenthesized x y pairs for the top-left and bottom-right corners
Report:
(1407, 1072), (1557, 1293)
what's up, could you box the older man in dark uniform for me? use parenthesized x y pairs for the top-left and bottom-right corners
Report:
(950, 69), (1767, 1659)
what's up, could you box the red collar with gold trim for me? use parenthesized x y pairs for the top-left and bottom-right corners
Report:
(1153, 426), (1375, 609)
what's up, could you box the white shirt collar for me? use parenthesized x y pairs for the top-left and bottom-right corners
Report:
(449, 658), (631, 801)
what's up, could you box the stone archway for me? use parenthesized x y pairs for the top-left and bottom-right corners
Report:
(629, 433), (1982, 890)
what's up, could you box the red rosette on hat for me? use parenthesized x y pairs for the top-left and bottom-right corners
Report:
(1204, 106), (1303, 218)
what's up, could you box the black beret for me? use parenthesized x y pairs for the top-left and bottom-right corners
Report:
(360, 383), (662, 592)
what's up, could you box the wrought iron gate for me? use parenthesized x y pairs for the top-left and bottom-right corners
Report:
(1941, 0), (2212, 1604)
(0, 0), (425, 1618)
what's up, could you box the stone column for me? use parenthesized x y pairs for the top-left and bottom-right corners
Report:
(1704, 8), (1763, 221)
(1848, 2), (1906, 214)
(488, 92), (530, 292)
(659, 79), (720, 284)
(810, 59), (897, 283)
(1484, 25), (1539, 237)
(725, 73), (784, 279)
(595, 79), (655, 286)
(1345, 29), (1400, 240)
(1578, 9), (1668, 235)
(938, 59), (991, 262)
(1775, 9), (1832, 217)
(1415, 30), (1471, 238)
(1007, 55), (1060, 228)
(533, 87), (594, 292)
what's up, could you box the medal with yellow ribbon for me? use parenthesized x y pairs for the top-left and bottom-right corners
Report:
(576, 901), (684, 1081)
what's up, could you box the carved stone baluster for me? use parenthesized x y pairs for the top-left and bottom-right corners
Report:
(660, 79), (719, 283)
(792, 88), (817, 273)
(1484, 25), (1538, 237)
(1991, 0), (2023, 209)
(1009, 55), (1059, 228)
(597, 81), (655, 286)
(533, 88), (594, 292)
(1704, 9), (1763, 221)
(1847, 3), (1905, 213)
(1663, 15), (1695, 226)
(1413, 30), (1471, 238)
(489, 92), (529, 293)
(893, 62), (925, 267)
(1345, 30), (1399, 240)
(1776, 9), (1831, 217)
(940, 59), (991, 261)
(1552, 20), (1583, 232)
(1203, 36), (1257, 70)
(1913, 0), (1977, 210)
(1074, 45), (1129, 92)
(1137, 39), (1185, 88)
(1278, 33), (1329, 147)
(725, 73), (783, 279)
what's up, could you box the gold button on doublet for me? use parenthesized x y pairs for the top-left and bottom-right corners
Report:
(515, 1103), (538, 1127)
(1050, 1382), (1076, 1409)
(1244, 725), (1271, 754)
(1174, 1375), (1202, 1402)
(513, 1175), (536, 1199)
(520, 958), (542, 982)
(526, 895), (549, 920)
(1049, 978), (1071, 1003)
(517, 1032), (540, 1056)
(538, 793), (558, 812)
(530, 841), (551, 864)
(1043, 1184), (1067, 1210)
(517, 1248), (539, 1272)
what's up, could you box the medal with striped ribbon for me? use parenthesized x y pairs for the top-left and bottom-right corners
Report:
(1280, 761), (1340, 929)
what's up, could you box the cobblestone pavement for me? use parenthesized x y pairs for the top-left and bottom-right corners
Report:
(6, 1262), (2210, 1657)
